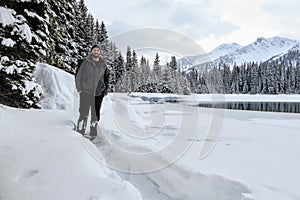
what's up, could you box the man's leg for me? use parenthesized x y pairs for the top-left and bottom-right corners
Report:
(95, 94), (104, 121)
(77, 92), (91, 135)
(90, 94), (105, 138)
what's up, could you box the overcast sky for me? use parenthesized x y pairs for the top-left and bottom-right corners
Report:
(85, 0), (300, 56)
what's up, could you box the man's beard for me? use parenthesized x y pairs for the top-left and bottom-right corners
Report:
(92, 53), (100, 59)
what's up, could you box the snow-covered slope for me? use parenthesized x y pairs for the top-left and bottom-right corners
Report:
(215, 36), (299, 66)
(182, 36), (300, 71)
(0, 105), (142, 200)
(184, 43), (242, 66)
(265, 43), (300, 63)
(33, 63), (76, 110)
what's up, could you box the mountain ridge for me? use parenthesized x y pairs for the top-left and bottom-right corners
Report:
(181, 36), (300, 70)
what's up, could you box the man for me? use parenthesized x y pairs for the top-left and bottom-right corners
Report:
(75, 44), (109, 141)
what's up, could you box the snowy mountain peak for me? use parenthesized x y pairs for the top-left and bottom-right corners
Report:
(214, 36), (299, 66)
(212, 43), (243, 53)
(181, 43), (242, 68)
(209, 43), (243, 60)
(253, 36), (296, 48)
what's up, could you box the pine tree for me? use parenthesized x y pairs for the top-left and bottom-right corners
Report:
(99, 21), (108, 44)
(125, 46), (132, 72)
(152, 52), (161, 87)
(98, 22), (110, 63)
(279, 59), (285, 94)
(200, 66), (210, 93)
(131, 50), (139, 91)
(138, 56), (146, 91)
(123, 46), (132, 92)
(114, 51), (125, 87)
(266, 62), (276, 94)
(230, 66), (238, 93)
(170, 56), (177, 71)
(160, 66), (173, 93)
(73, 0), (89, 59)
(0, 1), (51, 108)
(222, 65), (231, 93)
(250, 62), (258, 94)
(296, 59), (300, 94)
(242, 80), (249, 94)
(187, 67), (198, 93)
(257, 63), (262, 93)
(238, 64), (246, 93)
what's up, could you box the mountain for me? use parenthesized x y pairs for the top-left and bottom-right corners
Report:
(265, 43), (300, 63)
(215, 36), (299, 66)
(184, 43), (243, 65)
(179, 43), (242, 71)
(181, 36), (300, 71)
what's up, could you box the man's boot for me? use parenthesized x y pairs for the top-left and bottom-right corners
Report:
(76, 118), (87, 136)
(89, 121), (98, 141)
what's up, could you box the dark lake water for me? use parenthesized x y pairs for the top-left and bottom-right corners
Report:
(197, 101), (300, 113)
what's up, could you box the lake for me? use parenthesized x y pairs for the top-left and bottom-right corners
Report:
(197, 101), (300, 113)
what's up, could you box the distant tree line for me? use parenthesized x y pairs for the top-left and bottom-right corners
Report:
(113, 49), (191, 94)
(186, 49), (300, 94)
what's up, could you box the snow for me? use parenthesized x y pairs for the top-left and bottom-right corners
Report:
(24, 9), (44, 22)
(184, 36), (299, 70)
(215, 36), (299, 66)
(39, 49), (47, 56)
(1, 63), (300, 200)
(0, 106), (142, 200)
(5, 64), (18, 74)
(15, 60), (27, 67)
(1, 38), (16, 47)
(0, 7), (15, 27)
(184, 43), (242, 66)
(99, 93), (300, 200)
(0, 56), (9, 63)
(22, 80), (41, 96)
(36, 30), (47, 38)
(0, 6), (32, 44)
(33, 63), (75, 109)
(17, 23), (32, 43)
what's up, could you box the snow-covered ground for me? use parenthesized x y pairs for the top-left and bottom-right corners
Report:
(100, 93), (300, 200)
(1, 63), (300, 200)
(0, 105), (142, 200)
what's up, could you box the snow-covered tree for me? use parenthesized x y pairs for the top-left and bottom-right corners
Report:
(0, 1), (50, 107)
(250, 62), (258, 94)
(170, 56), (177, 71)
(99, 21), (108, 44)
(152, 52), (161, 85)
(160, 66), (173, 93)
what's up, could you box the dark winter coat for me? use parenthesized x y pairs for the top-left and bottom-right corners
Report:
(75, 55), (109, 96)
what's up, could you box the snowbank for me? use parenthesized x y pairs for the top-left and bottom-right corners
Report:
(0, 105), (142, 200)
(33, 63), (76, 109)
(0, 6), (15, 27)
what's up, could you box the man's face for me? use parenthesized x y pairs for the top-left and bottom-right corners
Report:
(92, 48), (101, 58)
